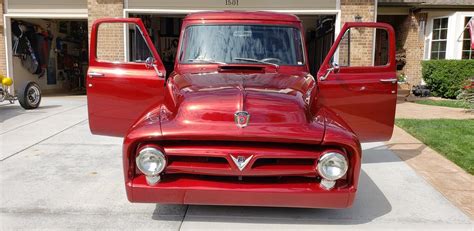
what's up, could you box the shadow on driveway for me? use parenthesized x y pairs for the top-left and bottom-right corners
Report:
(150, 169), (391, 225)
(362, 144), (408, 163)
(0, 104), (62, 123)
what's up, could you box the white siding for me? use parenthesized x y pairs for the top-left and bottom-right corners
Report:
(127, 0), (337, 10)
(7, 0), (87, 14)
(423, 10), (474, 60)
(452, 11), (474, 59)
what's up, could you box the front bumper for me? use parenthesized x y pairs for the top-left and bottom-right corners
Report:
(123, 114), (362, 209)
(127, 175), (357, 208)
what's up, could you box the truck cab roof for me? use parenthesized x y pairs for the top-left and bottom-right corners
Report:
(184, 11), (301, 22)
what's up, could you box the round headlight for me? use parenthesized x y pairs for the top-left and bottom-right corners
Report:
(317, 152), (348, 181)
(136, 147), (166, 176)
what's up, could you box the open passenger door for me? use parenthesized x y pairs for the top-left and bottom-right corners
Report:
(87, 18), (166, 137)
(317, 22), (397, 142)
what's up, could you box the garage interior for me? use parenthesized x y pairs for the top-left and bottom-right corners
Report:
(128, 13), (336, 77)
(10, 18), (88, 95)
(8, 14), (335, 96)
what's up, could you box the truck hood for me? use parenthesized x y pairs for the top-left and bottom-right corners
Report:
(148, 71), (324, 144)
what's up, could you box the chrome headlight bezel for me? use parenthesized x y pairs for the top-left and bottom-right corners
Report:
(317, 152), (348, 181)
(136, 147), (166, 176)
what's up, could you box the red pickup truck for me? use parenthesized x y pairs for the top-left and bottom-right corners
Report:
(87, 11), (396, 208)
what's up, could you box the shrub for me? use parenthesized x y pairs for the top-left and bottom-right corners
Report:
(457, 87), (474, 111)
(397, 73), (407, 83)
(422, 60), (474, 99)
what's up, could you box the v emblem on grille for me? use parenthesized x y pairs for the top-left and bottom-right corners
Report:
(230, 155), (253, 171)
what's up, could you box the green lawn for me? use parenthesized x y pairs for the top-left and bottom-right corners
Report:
(395, 119), (474, 174)
(414, 99), (471, 109)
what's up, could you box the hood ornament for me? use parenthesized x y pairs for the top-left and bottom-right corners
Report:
(234, 111), (250, 128)
(230, 155), (253, 171)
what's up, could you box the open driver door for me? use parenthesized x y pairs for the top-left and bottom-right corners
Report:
(87, 18), (166, 137)
(317, 22), (397, 142)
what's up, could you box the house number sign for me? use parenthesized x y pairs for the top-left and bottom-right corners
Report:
(225, 0), (239, 6)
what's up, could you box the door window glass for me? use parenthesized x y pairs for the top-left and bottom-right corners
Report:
(332, 27), (389, 67)
(96, 23), (153, 63)
(128, 24), (153, 62)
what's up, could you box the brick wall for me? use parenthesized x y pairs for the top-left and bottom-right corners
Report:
(339, 0), (376, 66)
(399, 12), (426, 86)
(340, 0), (376, 24)
(0, 0), (6, 76)
(88, 0), (124, 62)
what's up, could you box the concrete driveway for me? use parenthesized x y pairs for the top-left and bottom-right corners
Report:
(0, 96), (472, 230)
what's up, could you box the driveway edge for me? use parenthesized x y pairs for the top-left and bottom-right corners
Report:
(386, 126), (474, 219)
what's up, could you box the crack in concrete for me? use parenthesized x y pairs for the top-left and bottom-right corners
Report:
(0, 119), (88, 162)
(0, 104), (86, 135)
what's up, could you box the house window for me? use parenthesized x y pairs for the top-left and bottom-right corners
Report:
(462, 17), (473, 60)
(430, 17), (448, 59)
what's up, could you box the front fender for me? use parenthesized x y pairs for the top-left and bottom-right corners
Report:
(319, 106), (362, 206)
(122, 104), (165, 201)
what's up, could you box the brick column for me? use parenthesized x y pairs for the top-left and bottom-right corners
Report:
(0, 0), (7, 76)
(87, 0), (124, 61)
(340, 0), (376, 25)
(400, 12), (426, 86)
(339, 0), (376, 66)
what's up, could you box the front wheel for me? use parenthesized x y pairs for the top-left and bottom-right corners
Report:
(18, 82), (41, 109)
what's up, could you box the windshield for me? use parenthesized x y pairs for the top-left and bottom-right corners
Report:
(180, 25), (305, 66)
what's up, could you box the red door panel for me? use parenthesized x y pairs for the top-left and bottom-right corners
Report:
(317, 22), (397, 142)
(87, 18), (166, 137)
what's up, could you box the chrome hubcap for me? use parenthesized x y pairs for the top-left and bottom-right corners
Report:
(27, 86), (40, 105)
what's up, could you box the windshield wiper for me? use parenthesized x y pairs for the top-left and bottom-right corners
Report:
(234, 58), (279, 68)
(187, 58), (227, 65)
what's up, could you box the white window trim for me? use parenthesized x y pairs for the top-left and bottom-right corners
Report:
(452, 12), (474, 59)
(424, 11), (474, 60)
(460, 16), (473, 59)
(429, 16), (449, 60)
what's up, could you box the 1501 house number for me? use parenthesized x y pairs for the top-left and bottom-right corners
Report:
(225, 0), (239, 6)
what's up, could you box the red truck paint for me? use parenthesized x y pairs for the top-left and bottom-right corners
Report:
(87, 12), (396, 208)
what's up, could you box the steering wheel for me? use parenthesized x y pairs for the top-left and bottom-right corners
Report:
(260, 58), (282, 64)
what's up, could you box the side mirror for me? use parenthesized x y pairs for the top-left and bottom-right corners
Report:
(320, 63), (340, 81)
(145, 57), (164, 78)
(145, 57), (155, 69)
(332, 62), (340, 72)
